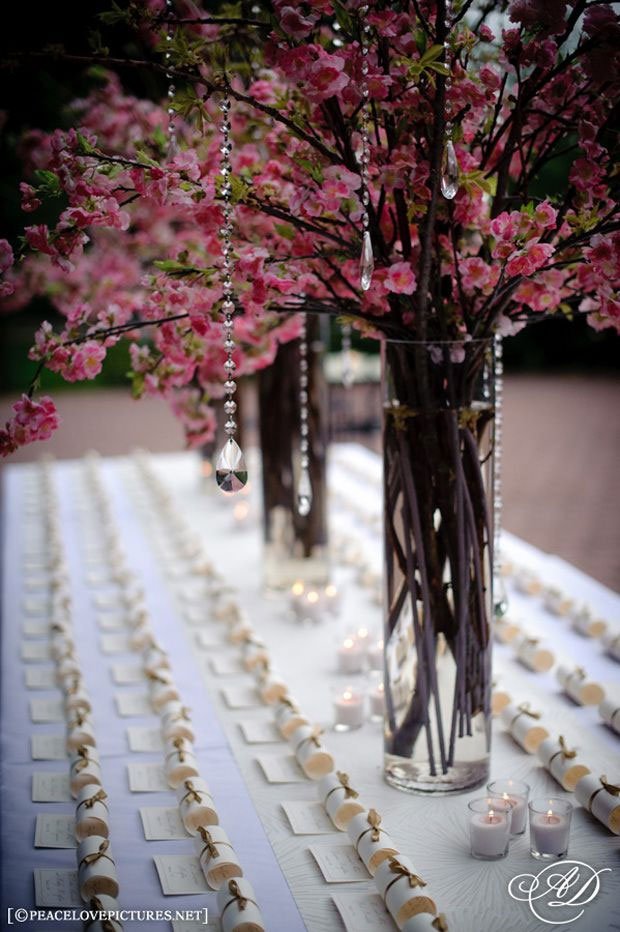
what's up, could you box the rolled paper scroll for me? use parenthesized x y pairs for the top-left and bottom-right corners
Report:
(70, 745), (103, 797)
(57, 655), (82, 686)
(514, 635), (555, 673)
(602, 631), (620, 662)
(537, 735), (591, 791)
(574, 774), (620, 835)
(599, 698), (620, 734)
(229, 620), (255, 645)
(319, 771), (366, 830)
(217, 878), (265, 932)
(402, 914), (449, 932)
(571, 606), (607, 639)
(491, 689), (512, 716)
(127, 606), (149, 630)
(241, 639), (270, 672)
(142, 645), (171, 677)
(75, 785), (109, 841)
(556, 665), (605, 706)
(50, 631), (76, 661)
(194, 825), (243, 890)
(213, 599), (243, 624)
(543, 587), (574, 616)
(501, 703), (549, 753)
(347, 809), (399, 875)
(129, 623), (156, 652)
(67, 712), (97, 753)
(164, 736), (199, 788)
(160, 702), (195, 743)
(77, 836), (118, 901)
(64, 681), (92, 716)
(176, 777), (218, 834)
(513, 569), (542, 596)
(493, 617), (521, 644)
(274, 698), (309, 739)
(148, 671), (181, 712)
(84, 894), (123, 932)
(255, 665), (288, 705)
(374, 855), (436, 929)
(290, 725), (334, 780)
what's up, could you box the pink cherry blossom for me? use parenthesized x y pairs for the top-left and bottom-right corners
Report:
(384, 262), (416, 295)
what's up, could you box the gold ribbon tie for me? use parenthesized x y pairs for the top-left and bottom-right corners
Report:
(510, 703), (541, 727)
(432, 915), (448, 931)
(181, 780), (204, 804)
(337, 771), (359, 799)
(79, 839), (113, 870)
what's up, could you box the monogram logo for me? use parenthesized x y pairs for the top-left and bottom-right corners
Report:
(508, 861), (611, 925)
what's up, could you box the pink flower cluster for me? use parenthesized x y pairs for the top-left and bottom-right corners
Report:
(0, 395), (61, 457)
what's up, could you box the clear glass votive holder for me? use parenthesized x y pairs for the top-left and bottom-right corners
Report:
(487, 779), (530, 835)
(468, 797), (512, 860)
(332, 685), (365, 732)
(529, 797), (573, 859)
(367, 670), (385, 722)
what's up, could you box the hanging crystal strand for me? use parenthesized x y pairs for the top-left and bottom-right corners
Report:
(493, 334), (508, 616)
(215, 87), (248, 494)
(358, 5), (374, 291)
(164, 0), (178, 161)
(341, 322), (354, 388)
(296, 314), (313, 516)
(440, 6), (458, 200)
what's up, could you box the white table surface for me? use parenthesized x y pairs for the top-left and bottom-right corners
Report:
(1, 444), (619, 932)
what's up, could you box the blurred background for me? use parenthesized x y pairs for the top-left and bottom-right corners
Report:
(1, 1), (619, 591)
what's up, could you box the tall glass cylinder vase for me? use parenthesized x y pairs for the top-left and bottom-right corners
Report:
(258, 316), (329, 589)
(382, 338), (495, 794)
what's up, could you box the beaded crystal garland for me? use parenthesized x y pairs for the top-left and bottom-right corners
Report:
(296, 314), (312, 516)
(493, 334), (508, 616)
(214, 89), (248, 494)
(358, 5), (374, 291)
(440, 3), (459, 200)
(164, 0), (178, 160)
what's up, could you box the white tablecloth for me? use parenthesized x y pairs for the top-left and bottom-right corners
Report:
(1, 445), (619, 932)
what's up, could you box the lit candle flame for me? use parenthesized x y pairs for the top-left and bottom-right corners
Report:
(307, 590), (319, 604)
(547, 809), (554, 820)
(325, 584), (338, 598)
(343, 638), (355, 649)
(343, 690), (353, 701)
(291, 581), (304, 597)
(489, 809), (495, 821)
(357, 627), (369, 638)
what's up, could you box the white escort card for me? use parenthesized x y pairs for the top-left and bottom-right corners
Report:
(22, 620), (50, 638)
(185, 609), (209, 627)
(24, 577), (49, 592)
(127, 727), (164, 753)
(97, 613), (128, 631)
(282, 801), (335, 835)
(140, 807), (190, 840)
(25, 666), (57, 689)
(332, 893), (396, 932)
(127, 762), (169, 792)
(23, 598), (48, 616)
(309, 844), (370, 883)
(94, 594), (122, 611)
(34, 813), (77, 848)
(31, 734), (67, 760)
(194, 633), (221, 650)
(30, 697), (64, 723)
(32, 772), (72, 802)
(153, 854), (209, 895)
(221, 686), (260, 710)
(257, 755), (306, 784)
(100, 633), (131, 655)
(21, 640), (52, 662)
(239, 720), (281, 744)
(34, 869), (81, 907)
(209, 656), (243, 676)
(115, 691), (152, 718)
(111, 663), (144, 685)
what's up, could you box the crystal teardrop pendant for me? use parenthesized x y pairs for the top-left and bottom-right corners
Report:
(360, 230), (374, 291)
(494, 572), (509, 618)
(166, 136), (179, 162)
(297, 466), (312, 517)
(441, 137), (458, 199)
(215, 438), (248, 493)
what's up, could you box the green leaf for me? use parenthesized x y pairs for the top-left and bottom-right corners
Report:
(427, 62), (450, 76)
(419, 44), (447, 65)
(33, 170), (62, 197)
(274, 223), (296, 240)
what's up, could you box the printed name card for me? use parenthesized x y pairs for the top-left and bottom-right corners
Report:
(127, 726), (164, 753)
(25, 666), (57, 690)
(22, 620), (50, 638)
(281, 801), (335, 835)
(86, 571), (112, 587)
(23, 598), (48, 615)
(30, 697), (64, 723)
(140, 807), (190, 840)
(194, 631), (221, 649)
(239, 720), (281, 744)
(21, 640), (52, 662)
(94, 594), (122, 611)
(97, 613), (127, 631)
(221, 686), (260, 710)
(332, 893), (396, 932)
(111, 663), (144, 685)
(24, 577), (49, 593)
(100, 633), (131, 655)
(34, 813), (77, 848)
(34, 869), (81, 907)
(257, 755), (306, 784)
(115, 691), (152, 718)
(309, 845), (371, 883)
(31, 734), (67, 760)
(127, 762), (169, 793)
(153, 855), (209, 895)
(209, 656), (243, 676)
(32, 772), (72, 802)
